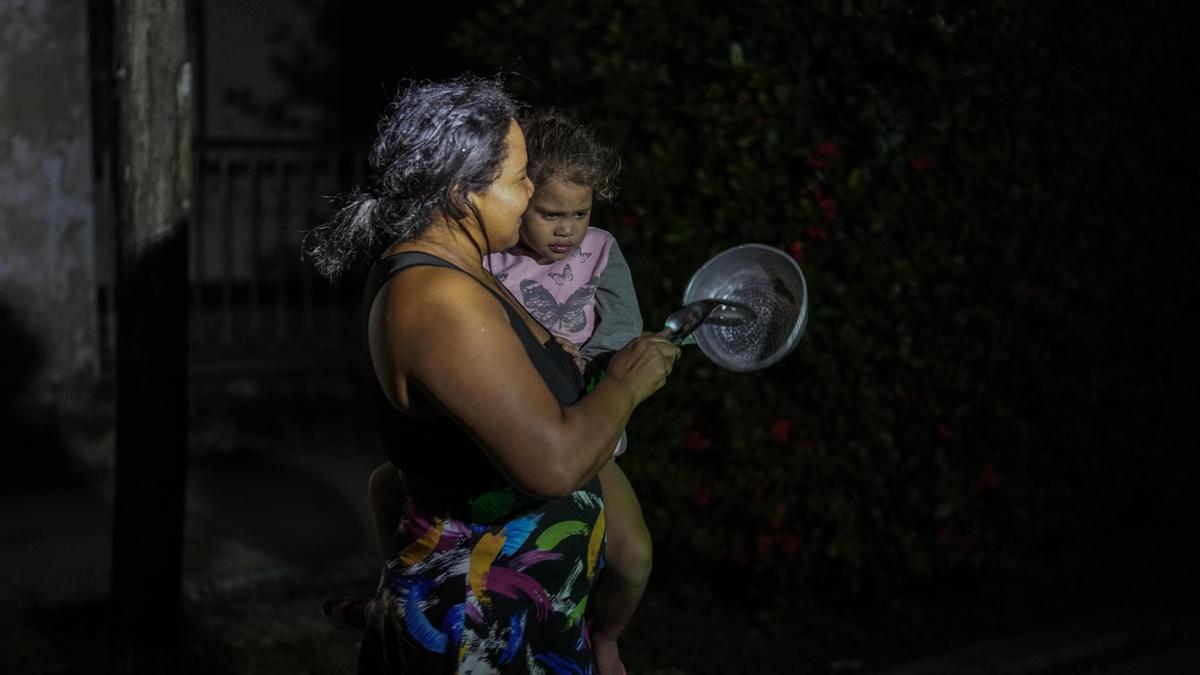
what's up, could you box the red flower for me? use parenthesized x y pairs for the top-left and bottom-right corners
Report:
(770, 418), (792, 445)
(979, 464), (1001, 489)
(795, 438), (814, 453)
(805, 140), (840, 170)
(778, 531), (803, 560)
(805, 154), (830, 171)
(811, 189), (839, 222)
(619, 211), (639, 228)
(786, 240), (806, 262)
(756, 533), (775, 556)
(816, 139), (840, 159)
(975, 463), (1002, 491)
(935, 422), (956, 441)
(806, 225), (829, 241)
(754, 115), (766, 127)
(1017, 281), (1049, 303)
(937, 525), (961, 549)
(769, 504), (787, 529)
(910, 153), (937, 173)
(690, 484), (715, 508)
(686, 429), (713, 453)
(817, 197), (839, 222)
(937, 525), (973, 555)
(900, 388), (923, 408)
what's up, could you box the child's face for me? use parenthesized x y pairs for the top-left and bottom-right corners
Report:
(519, 176), (593, 264)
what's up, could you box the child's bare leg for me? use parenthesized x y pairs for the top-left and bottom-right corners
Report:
(593, 461), (652, 675)
(368, 462), (406, 557)
(324, 463), (404, 631)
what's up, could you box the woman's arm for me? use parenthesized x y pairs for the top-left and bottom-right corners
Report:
(371, 266), (674, 498)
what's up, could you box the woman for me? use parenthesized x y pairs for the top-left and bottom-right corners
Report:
(308, 77), (678, 674)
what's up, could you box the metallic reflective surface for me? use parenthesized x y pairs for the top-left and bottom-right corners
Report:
(664, 299), (756, 345)
(682, 244), (808, 372)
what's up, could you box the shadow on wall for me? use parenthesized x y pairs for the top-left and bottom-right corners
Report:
(0, 298), (77, 491)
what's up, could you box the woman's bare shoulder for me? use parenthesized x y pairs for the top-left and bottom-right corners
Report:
(376, 263), (489, 305)
(376, 265), (508, 341)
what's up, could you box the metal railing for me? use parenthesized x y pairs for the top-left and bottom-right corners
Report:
(189, 140), (365, 372)
(97, 140), (367, 375)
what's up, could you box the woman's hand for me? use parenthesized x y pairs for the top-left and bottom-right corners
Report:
(605, 330), (681, 405)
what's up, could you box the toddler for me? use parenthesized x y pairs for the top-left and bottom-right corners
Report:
(486, 110), (649, 675)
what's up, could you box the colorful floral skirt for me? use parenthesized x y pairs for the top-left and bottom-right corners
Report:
(359, 479), (606, 674)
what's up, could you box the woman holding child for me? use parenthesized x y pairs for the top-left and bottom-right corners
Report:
(308, 77), (677, 674)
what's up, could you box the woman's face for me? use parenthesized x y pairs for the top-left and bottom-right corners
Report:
(519, 176), (594, 264)
(470, 120), (535, 252)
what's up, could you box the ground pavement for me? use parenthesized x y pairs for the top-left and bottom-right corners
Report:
(2, 421), (1196, 673)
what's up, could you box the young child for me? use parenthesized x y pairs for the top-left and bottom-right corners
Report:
(330, 111), (650, 675)
(486, 110), (650, 675)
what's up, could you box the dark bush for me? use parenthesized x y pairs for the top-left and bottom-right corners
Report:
(455, 0), (1198, 608)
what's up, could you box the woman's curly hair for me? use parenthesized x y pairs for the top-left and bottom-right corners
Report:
(306, 76), (519, 279)
(519, 109), (620, 202)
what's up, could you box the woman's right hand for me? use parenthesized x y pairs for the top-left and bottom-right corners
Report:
(605, 331), (681, 404)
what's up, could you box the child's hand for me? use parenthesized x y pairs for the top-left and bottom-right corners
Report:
(555, 337), (586, 373)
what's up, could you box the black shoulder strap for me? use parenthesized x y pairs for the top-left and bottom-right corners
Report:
(363, 251), (543, 348)
(362, 250), (584, 406)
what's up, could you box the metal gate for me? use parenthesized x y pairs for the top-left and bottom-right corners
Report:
(188, 141), (364, 373)
(96, 141), (367, 375)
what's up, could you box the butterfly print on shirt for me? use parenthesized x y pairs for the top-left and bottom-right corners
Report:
(547, 264), (573, 286)
(519, 277), (597, 335)
(571, 249), (593, 263)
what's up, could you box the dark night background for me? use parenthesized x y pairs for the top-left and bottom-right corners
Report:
(2, 0), (1198, 673)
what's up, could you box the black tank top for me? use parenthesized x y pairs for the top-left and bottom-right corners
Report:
(362, 251), (585, 517)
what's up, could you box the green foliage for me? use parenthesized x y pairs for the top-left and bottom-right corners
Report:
(455, 0), (1196, 606)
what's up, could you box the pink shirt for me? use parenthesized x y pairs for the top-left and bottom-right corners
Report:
(485, 228), (617, 347)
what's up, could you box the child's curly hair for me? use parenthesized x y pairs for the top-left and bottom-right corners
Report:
(519, 109), (621, 202)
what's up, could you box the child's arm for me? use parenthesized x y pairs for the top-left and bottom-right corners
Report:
(581, 239), (643, 364)
(555, 336), (586, 373)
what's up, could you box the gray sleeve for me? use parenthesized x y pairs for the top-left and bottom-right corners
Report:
(581, 241), (643, 362)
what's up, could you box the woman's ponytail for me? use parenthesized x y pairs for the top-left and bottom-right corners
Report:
(305, 188), (383, 280)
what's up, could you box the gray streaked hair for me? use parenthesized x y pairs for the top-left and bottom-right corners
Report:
(306, 76), (519, 279)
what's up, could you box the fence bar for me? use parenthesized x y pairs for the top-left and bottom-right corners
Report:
(220, 157), (235, 347)
(299, 155), (317, 338)
(248, 157), (263, 342)
(275, 160), (291, 344)
(173, 142), (363, 371)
